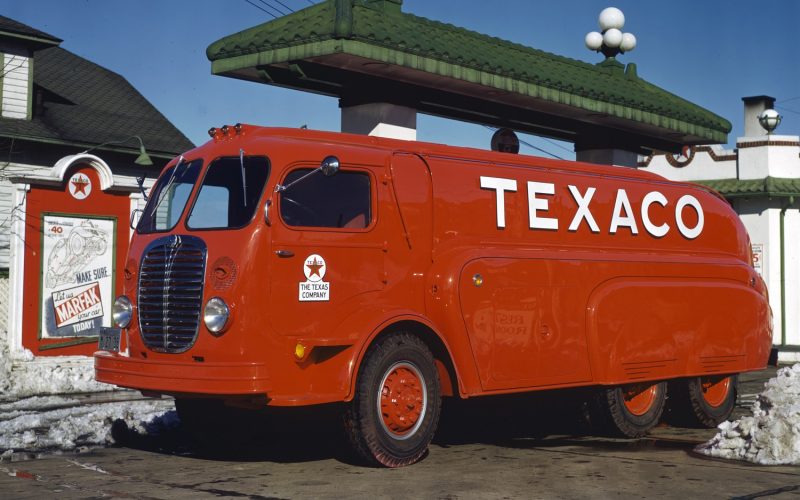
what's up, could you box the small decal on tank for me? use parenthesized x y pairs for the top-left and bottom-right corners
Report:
(300, 254), (330, 302)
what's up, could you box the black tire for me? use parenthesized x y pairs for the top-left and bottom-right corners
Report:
(344, 332), (441, 467)
(667, 375), (737, 428)
(590, 381), (667, 438)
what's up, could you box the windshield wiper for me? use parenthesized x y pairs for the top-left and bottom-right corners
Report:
(150, 155), (186, 218)
(240, 149), (247, 208)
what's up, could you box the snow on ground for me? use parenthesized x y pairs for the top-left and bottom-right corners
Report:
(697, 364), (800, 465)
(0, 395), (176, 457)
(0, 336), (177, 457)
(0, 336), (112, 400)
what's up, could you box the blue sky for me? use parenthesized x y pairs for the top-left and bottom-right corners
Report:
(3, 0), (798, 159)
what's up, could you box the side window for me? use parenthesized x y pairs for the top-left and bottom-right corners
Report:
(280, 168), (371, 229)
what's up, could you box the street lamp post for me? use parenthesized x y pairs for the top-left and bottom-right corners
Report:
(585, 7), (637, 60)
(81, 135), (154, 166)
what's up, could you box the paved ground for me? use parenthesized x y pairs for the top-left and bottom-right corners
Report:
(1, 366), (798, 499)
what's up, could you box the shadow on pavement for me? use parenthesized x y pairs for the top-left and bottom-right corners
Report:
(434, 389), (596, 446)
(111, 403), (360, 465)
(111, 366), (782, 465)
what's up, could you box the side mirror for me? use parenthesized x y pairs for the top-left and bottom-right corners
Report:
(136, 176), (149, 201)
(320, 156), (340, 177)
(130, 208), (143, 230)
(275, 155), (341, 193)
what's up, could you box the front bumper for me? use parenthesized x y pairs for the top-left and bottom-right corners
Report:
(94, 352), (272, 396)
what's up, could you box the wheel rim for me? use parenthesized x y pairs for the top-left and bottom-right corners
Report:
(377, 361), (427, 440)
(621, 383), (658, 416)
(700, 376), (732, 408)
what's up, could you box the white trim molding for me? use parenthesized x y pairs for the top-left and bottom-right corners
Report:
(52, 154), (114, 190)
(7, 183), (29, 355)
(7, 154), (146, 192)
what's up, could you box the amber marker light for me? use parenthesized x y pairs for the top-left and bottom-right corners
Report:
(295, 343), (307, 360)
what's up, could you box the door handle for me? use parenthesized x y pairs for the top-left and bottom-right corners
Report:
(275, 249), (295, 258)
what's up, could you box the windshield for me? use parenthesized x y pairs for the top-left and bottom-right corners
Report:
(137, 159), (203, 233)
(187, 156), (270, 229)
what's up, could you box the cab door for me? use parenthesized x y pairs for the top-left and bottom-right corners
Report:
(267, 161), (385, 339)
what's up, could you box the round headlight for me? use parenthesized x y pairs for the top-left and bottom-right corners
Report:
(112, 295), (133, 328)
(204, 297), (230, 335)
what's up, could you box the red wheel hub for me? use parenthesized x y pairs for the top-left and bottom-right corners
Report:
(379, 362), (426, 439)
(700, 376), (732, 407)
(622, 383), (658, 416)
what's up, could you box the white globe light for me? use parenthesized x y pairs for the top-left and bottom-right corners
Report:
(598, 7), (625, 31)
(585, 31), (603, 51)
(620, 32), (637, 52)
(603, 28), (623, 48)
(758, 109), (782, 133)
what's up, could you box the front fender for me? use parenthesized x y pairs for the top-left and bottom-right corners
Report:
(330, 308), (466, 402)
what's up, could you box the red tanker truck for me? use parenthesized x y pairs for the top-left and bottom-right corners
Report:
(95, 125), (772, 467)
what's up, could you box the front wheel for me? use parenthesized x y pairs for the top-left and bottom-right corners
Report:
(590, 381), (667, 438)
(344, 332), (441, 467)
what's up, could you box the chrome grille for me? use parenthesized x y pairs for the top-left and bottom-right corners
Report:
(138, 235), (206, 353)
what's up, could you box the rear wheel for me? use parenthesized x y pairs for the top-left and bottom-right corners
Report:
(344, 332), (441, 467)
(590, 381), (667, 438)
(668, 375), (737, 428)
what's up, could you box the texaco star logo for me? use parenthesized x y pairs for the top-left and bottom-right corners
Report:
(303, 254), (326, 282)
(68, 173), (92, 200)
(299, 254), (330, 302)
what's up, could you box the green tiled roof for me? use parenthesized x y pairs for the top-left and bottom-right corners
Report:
(698, 177), (800, 198)
(207, 0), (730, 145)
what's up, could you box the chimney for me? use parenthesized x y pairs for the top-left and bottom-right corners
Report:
(742, 95), (776, 137)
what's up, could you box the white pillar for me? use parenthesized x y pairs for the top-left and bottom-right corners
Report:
(341, 102), (417, 141)
(7, 183), (29, 355)
(737, 135), (800, 180)
(576, 148), (638, 167)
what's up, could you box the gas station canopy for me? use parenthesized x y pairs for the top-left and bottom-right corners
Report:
(207, 0), (730, 154)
